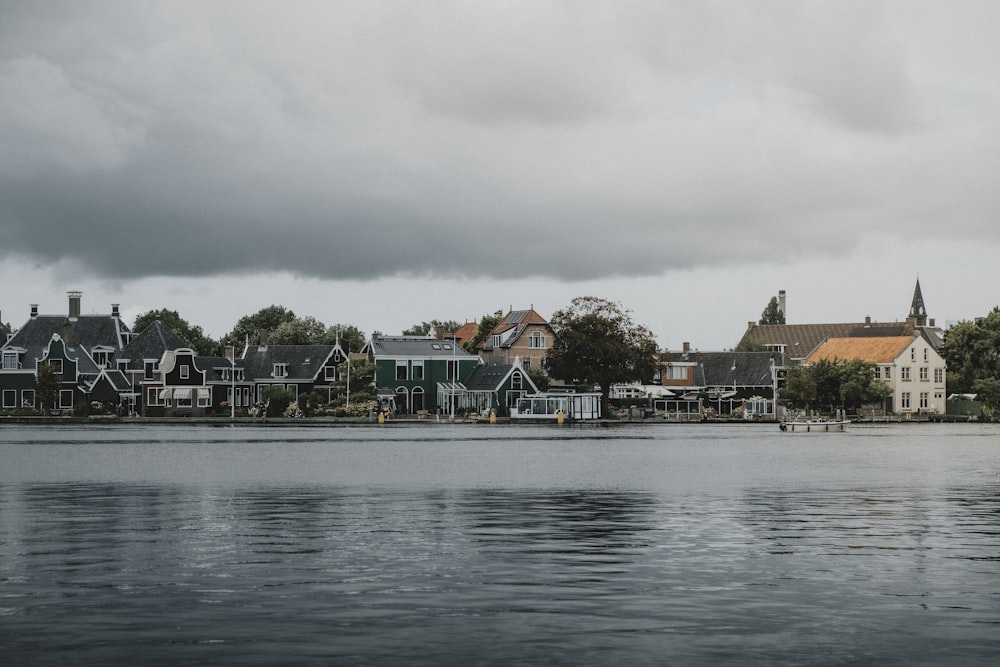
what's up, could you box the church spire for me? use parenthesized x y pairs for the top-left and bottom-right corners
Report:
(909, 277), (927, 326)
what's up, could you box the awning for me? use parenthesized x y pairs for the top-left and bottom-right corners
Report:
(158, 388), (172, 400)
(173, 387), (193, 400)
(197, 388), (211, 399)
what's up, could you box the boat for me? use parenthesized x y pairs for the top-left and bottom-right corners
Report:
(779, 418), (849, 433)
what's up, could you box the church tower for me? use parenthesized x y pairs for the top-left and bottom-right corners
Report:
(908, 277), (928, 327)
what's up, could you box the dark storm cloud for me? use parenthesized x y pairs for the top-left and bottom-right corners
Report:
(2, 1), (1000, 283)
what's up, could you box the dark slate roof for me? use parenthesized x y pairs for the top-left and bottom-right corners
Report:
(664, 351), (788, 387)
(196, 356), (245, 382)
(241, 345), (336, 381)
(464, 364), (511, 391)
(368, 336), (477, 359)
(116, 320), (189, 369)
(2, 313), (129, 367)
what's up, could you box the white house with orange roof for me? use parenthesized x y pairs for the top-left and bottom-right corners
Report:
(804, 330), (946, 415)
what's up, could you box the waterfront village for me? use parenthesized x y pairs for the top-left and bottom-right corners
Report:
(0, 279), (975, 423)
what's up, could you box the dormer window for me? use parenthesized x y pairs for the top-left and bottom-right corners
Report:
(144, 361), (159, 380)
(492, 335), (501, 347)
(273, 363), (288, 378)
(2, 351), (19, 369)
(93, 351), (109, 368)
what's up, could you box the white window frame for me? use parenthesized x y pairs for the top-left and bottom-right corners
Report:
(412, 360), (424, 381)
(901, 392), (911, 410)
(919, 392), (929, 409)
(396, 360), (408, 381)
(59, 389), (74, 408)
(2, 389), (15, 408)
(919, 367), (928, 381)
(934, 368), (944, 384)
(180, 365), (190, 380)
(21, 389), (34, 408)
(901, 367), (911, 381)
(2, 352), (18, 369)
(529, 331), (546, 349)
(148, 387), (165, 407)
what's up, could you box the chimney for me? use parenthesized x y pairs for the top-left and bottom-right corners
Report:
(68, 291), (82, 318)
(31, 304), (38, 318)
(112, 304), (120, 318)
(778, 290), (786, 318)
(225, 345), (235, 361)
(865, 316), (871, 326)
(683, 341), (690, 353)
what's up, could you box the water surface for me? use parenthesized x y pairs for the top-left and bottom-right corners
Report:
(2, 422), (999, 664)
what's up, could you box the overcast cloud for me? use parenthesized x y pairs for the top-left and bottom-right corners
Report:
(2, 1), (999, 347)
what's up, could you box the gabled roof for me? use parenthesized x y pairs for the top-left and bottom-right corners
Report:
(241, 344), (337, 381)
(663, 350), (788, 387)
(739, 321), (914, 359)
(449, 322), (479, 347)
(464, 363), (538, 393)
(3, 313), (129, 367)
(117, 320), (188, 369)
(367, 335), (477, 359)
(804, 336), (915, 365)
(479, 308), (550, 351)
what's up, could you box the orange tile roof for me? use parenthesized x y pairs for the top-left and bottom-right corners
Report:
(804, 336), (914, 364)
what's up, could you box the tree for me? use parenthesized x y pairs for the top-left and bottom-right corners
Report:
(546, 297), (660, 416)
(268, 316), (328, 345)
(403, 319), (462, 337)
(759, 296), (785, 325)
(133, 309), (217, 356)
(222, 305), (296, 348)
(465, 310), (504, 352)
(942, 308), (1000, 396)
(780, 365), (817, 409)
(780, 358), (890, 414)
(326, 324), (367, 353)
(35, 362), (61, 412)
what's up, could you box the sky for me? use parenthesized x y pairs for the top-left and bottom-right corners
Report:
(2, 1), (999, 351)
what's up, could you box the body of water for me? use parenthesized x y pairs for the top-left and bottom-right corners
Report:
(1, 422), (999, 665)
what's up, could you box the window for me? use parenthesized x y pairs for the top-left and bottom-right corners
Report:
(21, 390), (34, 408)
(901, 392), (911, 409)
(273, 363), (288, 378)
(523, 357), (531, 369)
(447, 360), (457, 381)
(492, 335), (501, 347)
(667, 366), (688, 380)
(901, 367), (911, 381)
(93, 351), (109, 368)
(2, 352), (18, 369)
(175, 395), (192, 408)
(180, 365), (190, 379)
(48, 359), (63, 374)
(144, 361), (158, 380)
(412, 360), (424, 381)
(325, 365), (337, 381)
(934, 368), (944, 384)
(911, 348), (916, 362)
(923, 348), (929, 362)
(919, 367), (928, 381)
(529, 331), (546, 349)
(874, 366), (881, 380)
(396, 360), (407, 381)
(2, 390), (15, 408)
(920, 392), (929, 409)
(884, 366), (892, 380)
(148, 387), (164, 407)
(60, 390), (74, 408)
(198, 391), (210, 408)
(511, 372), (522, 390)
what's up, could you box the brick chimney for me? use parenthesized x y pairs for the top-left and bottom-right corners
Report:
(112, 304), (120, 318)
(778, 290), (786, 319)
(31, 304), (38, 318)
(68, 291), (82, 318)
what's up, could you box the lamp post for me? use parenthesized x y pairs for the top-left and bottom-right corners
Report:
(230, 351), (236, 422)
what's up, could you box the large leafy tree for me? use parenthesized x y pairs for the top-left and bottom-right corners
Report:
(133, 309), (217, 356)
(780, 358), (890, 414)
(268, 316), (328, 345)
(222, 305), (297, 348)
(465, 310), (504, 352)
(759, 296), (786, 324)
(942, 308), (1000, 395)
(546, 297), (660, 415)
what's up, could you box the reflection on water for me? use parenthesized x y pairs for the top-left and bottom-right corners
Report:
(2, 424), (1000, 664)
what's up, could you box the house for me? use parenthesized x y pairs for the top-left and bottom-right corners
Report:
(804, 331), (947, 415)
(737, 279), (945, 360)
(464, 358), (539, 417)
(660, 343), (790, 418)
(151, 348), (212, 416)
(364, 334), (480, 415)
(115, 318), (190, 416)
(0, 292), (130, 412)
(448, 321), (479, 348)
(240, 342), (346, 406)
(478, 307), (554, 374)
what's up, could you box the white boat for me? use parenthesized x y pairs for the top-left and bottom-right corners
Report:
(779, 419), (848, 433)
